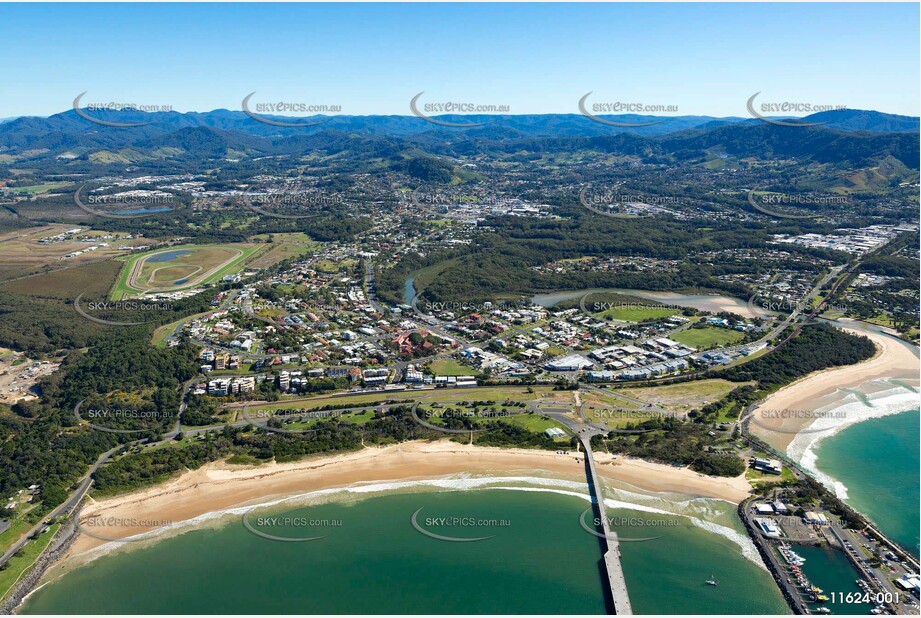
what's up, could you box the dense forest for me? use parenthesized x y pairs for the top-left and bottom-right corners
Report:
(718, 322), (876, 390)
(595, 418), (746, 477)
(0, 330), (202, 509)
(376, 215), (785, 305)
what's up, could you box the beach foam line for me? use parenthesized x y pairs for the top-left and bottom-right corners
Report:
(489, 485), (766, 569)
(788, 380), (920, 499)
(68, 474), (766, 570)
(16, 580), (50, 607)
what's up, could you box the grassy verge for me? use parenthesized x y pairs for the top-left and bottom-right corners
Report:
(0, 523), (61, 604)
(598, 306), (677, 322)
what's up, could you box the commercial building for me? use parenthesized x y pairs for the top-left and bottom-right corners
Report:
(752, 458), (783, 475)
(544, 355), (593, 372)
(754, 517), (782, 539)
(803, 511), (830, 525)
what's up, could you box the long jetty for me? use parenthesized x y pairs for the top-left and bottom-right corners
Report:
(580, 435), (633, 615)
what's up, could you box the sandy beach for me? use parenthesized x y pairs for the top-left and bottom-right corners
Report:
(751, 325), (920, 451)
(65, 440), (751, 559)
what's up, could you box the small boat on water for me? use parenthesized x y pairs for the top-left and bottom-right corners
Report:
(814, 607), (832, 614)
(706, 575), (719, 586)
(779, 544), (807, 566)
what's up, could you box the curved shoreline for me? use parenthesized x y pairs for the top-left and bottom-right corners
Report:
(23, 464), (763, 613)
(61, 441), (751, 560)
(749, 321), (919, 555)
(750, 324), (919, 453)
(20, 473), (772, 616)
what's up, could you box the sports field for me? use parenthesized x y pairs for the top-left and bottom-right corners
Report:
(111, 244), (260, 299)
(671, 326), (745, 350)
(597, 305), (678, 322)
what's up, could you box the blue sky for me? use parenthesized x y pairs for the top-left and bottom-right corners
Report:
(2, 3), (918, 118)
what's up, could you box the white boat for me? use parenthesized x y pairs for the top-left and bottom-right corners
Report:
(779, 544), (806, 566)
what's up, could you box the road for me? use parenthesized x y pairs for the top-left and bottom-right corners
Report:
(162, 288), (239, 343)
(363, 260), (388, 316)
(0, 443), (126, 568)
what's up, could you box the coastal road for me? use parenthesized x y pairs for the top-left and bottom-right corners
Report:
(0, 443), (127, 568)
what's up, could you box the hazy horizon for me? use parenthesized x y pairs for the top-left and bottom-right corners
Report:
(2, 3), (918, 118)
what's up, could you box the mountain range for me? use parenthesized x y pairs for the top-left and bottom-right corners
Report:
(0, 107), (917, 170)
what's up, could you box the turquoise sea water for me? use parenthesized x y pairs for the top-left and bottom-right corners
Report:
(20, 488), (787, 614)
(814, 408), (920, 555)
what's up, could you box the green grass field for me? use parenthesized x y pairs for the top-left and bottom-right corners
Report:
(0, 519), (32, 555)
(671, 326), (745, 350)
(239, 385), (561, 416)
(747, 465), (796, 484)
(597, 306), (677, 322)
(583, 406), (662, 428)
(500, 413), (569, 433)
(422, 407), (569, 435)
(279, 409), (380, 430)
(614, 378), (744, 415)
(111, 244), (260, 299)
(4, 182), (69, 196)
(426, 358), (480, 376)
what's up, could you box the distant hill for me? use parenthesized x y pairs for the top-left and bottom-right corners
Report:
(800, 109), (919, 133)
(455, 123), (920, 169)
(0, 109), (743, 141)
(0, 107), (917, 169)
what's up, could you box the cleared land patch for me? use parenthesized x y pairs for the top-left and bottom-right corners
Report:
(237, 385), (564, 416)
(613, 379), (742, 415)
(0, 225), (147, 282)
(426, 358), (480, 376)
(598, 305), (678, 322)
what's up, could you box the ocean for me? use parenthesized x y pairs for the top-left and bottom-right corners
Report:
(20, 478), (789, 614)
(814, 408), (920, 555)
(21, 321), (916, 614)
(783, 371), (920, 557)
